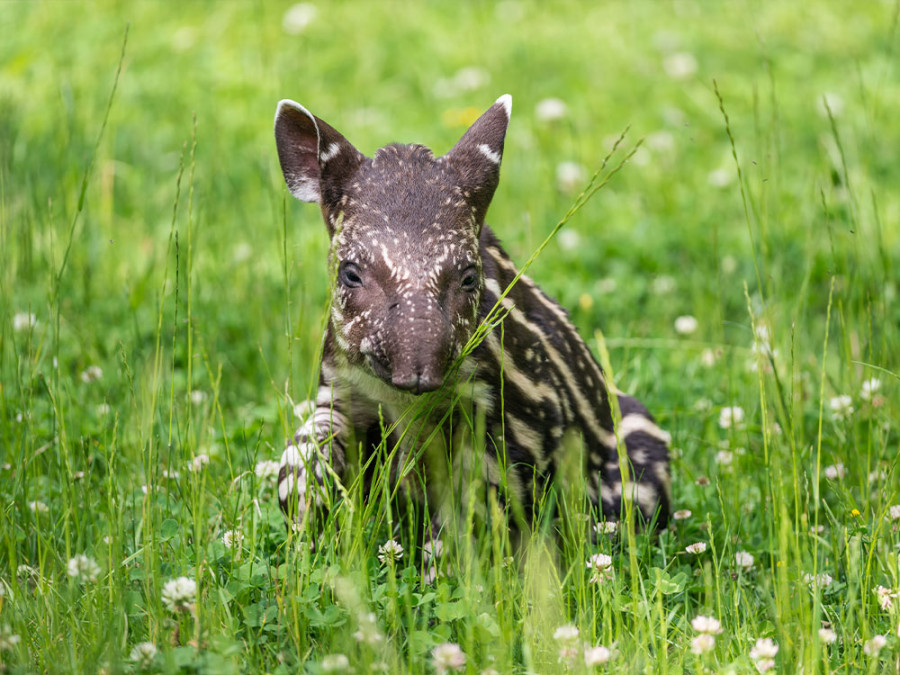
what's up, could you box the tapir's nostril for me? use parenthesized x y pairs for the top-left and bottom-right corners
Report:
(392, 370), (443, 394)
(389, 302), (400, 311)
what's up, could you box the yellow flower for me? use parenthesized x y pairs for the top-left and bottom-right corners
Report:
(851, 508), (860, 517)
(441, 107), (482, 129)
(776, 561), (785, 568)
(579, 293), (594, 311)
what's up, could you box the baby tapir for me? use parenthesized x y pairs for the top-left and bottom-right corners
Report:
(274, 95), (671, 537)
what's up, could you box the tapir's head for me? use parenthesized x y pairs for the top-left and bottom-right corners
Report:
(274, 96), (511, 394)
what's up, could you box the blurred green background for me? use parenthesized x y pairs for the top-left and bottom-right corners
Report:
(3, 0), (896, 411)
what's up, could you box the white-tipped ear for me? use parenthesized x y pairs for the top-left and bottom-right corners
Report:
(274, 99), (366, 211)
(495, 93), (512, 119)
(442, 95), (513, 226)
(274, 99), (322, 202)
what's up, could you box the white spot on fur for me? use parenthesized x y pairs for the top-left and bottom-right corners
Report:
(477, 143), (501, 164)
(618, 414), (671, 445)
(320, 142), (341, 163)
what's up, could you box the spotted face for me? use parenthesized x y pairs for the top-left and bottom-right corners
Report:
(275, 96), (511, 394)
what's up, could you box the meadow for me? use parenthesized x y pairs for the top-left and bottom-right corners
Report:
(1, 1), (899, 673)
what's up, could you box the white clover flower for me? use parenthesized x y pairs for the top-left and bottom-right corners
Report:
(96, 403), (111, 416)
(161, 576), (197, 613)
(686, 542), (707, 555)
(13, 312), (37, 332)
(673, 509), (692, 521)
(875, 585), (898, 611)
(162, 468), (180, 480)
(646, 130), (675, 153)
(293, 399), (315, 420)
(558, 644), (579, 665)
(431, 642), (466, 673)
(222, 529), (243, 550)
(692, 616), (723, 635)
(282, 3), (317, 34)
(353, 612), (384, 645)
(864, 634), (886, 656)
(734, 551), (755, 569)
(721, 255), (738, 274)
(0, 624), (21, 651)
(453, 67), (490, 92)
(750, 638), (779, 661)
(553, 624), (580, 642)
(434, 67), (491, 97)
(557, 229), (581, 252)
(190, 390), (206, 405)
(651, 275), (676, 295)
(28, 501), (49, 514)
(754, 659), (776, 673)
(718, 406), (744, 429)
(67, 554), (101, 584)
(889, 505), (900, 521)
(690, 633), (716, 654)
(17, 564), (40, 585)
(860, 378), (882, 400)
(754, 323), (771, 344)
(803, 572), (833, 588)
(321, 653), (350, 672)
(423, 539), (444, 563)
(595, 277), (617, 294)
(818, 628), (837, 644)
(80, 365), (103, 383)
(187, 454), (209, 472)
(584, 645), (613, 665)
(707, 167), (735, 188)
(254, 460), (280, 481)
(663, 52), (698, 79)
(556, 161), (587, 194)
(674, 315), (698, 335)
(377, 539), (403, 564)
(594, 521), (618, 535)
(231, 241), (252, 264)
(823, 463), (845, 480)
(586, 553), (614, 583)
(829, 395), (853, 419)
(129, 641), (158, 669)
(694, 398), (713, 413)
(751, 341), (779, 362)
(870, 470), (887, 484)
(535, 97), (568, 122)
(715, 450), (733, 466)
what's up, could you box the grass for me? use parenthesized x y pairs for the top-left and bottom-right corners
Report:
(1, 0), (899, 672)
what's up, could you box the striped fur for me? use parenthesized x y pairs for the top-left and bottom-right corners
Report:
(274, 95), (671, 535)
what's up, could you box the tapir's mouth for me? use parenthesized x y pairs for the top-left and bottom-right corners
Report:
(364, 353), (393, 383)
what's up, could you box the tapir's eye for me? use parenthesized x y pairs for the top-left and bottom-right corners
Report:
(460, 266), (479, 292)
(339, 261), (363, 288)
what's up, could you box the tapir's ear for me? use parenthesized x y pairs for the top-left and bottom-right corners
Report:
(274, 100), (364, 207)
(443, 94), (512, 225)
